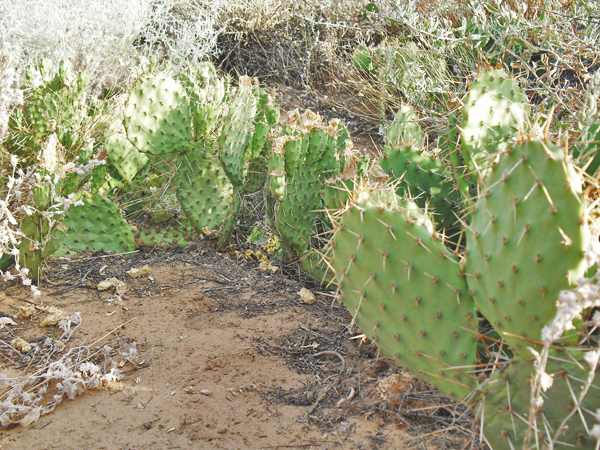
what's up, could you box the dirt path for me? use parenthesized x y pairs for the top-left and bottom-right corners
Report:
(0, 241), (473, 449)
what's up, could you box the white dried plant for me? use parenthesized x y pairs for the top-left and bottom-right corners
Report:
(0, 337), (138, 427)
(0, 0), (225, 90)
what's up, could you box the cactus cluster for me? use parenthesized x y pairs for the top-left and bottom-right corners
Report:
(266, 110), (349, 263)
(331, 68), (600, 450)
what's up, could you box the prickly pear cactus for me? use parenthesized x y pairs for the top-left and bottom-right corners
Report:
(124, 74), (191, 155)
(177, 62), (229, 140)
(6, 60), (89, 163)
(134, 213), (193, 250)
(480, 349), (600, 450)
(274, 169), (322, 259)
(267, 110), (349, 261)
(54, 193), (135, 255)
(380, 142), (461, 232)
(243, 90), (280, 195)
(174, 148), (234, 234)
(380, 105), (461, 232)
(18, 214), (61, 283)
(218, 76), (258, 187)
(331, 188), (479, 399)
(465, 138), (590, 356)
(461, 69), (527, 182)
(104, 131), (149, 183)
(386, 105), (425, 149)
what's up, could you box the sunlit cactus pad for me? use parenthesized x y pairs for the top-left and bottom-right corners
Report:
(332, 191), (479, 399)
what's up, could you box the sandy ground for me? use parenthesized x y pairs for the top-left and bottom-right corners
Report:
(0, 241), (473, 450)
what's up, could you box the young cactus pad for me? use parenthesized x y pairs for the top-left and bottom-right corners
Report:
(461, 69), (527, 182)
(465, 138), (590, 355)
(218, 76), (258, 187)
(124, 74), (191, 155)
(332, 191), (479, 399)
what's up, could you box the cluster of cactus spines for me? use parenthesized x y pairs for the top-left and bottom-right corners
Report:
(461, 68), (527, 182)
(123, 74), (192, 155)
(380, 104), (461, 232)
(481, 349), (600, 450)
(174, 148), (234, 234)
(331, 189), (479, 400)
(54, 193), (135, 255)
(465, 138), (590, 356)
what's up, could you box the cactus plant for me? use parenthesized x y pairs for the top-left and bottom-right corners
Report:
(480, 348), (600, 450)
(123, 73), (192, 156)
(466, 139), (590, 356)
(330, 68), (597, 450)
(380, 105), (461, 233)
(53, 192), (135, 255)
(461, 68), (527, 182)
(175, 146), (234, 234)
(331, 188), (479, 399)
(267, 110), (349, 262)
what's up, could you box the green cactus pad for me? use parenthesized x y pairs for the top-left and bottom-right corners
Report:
(177, 63), (229, 140)
(480, 349), (600, 450)
(273, 169), (322, 259)
(380, 143), (461, 233)
(124, 74), (191, 155)
(90, 164), (108, 193)
(175, 149), (234, 233)
(60, 172), (79, 196)
(386, 105), (425, 149)
(243, 157), (268, 194)
(135, 221), (193, 249)
(461, 69), (527, 182)
(332, 192), (478, 399)
(268, 135), (288, 201)
(105, 132), (149, 183)
(54, 193), (135, 255)
(465, 139), (589, 355)
(218, 77), (258, 186)
(18, 213), (61, 282)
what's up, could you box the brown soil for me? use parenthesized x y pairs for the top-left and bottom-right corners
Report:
(0, 240), (474, 450)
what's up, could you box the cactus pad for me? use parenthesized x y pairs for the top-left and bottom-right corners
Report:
(461, 69), (527, 181)
(124, 74), (191, 155)
(465, 139), (589, 355)
(332, 191), (479, 399)
(54, 193), (135, 255)
(175, 149), (234, 233)
(480, 349), (600, 450)
(105, 132), (149, 183)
